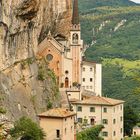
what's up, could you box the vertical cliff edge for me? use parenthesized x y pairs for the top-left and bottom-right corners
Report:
(0, 0), (72, 121)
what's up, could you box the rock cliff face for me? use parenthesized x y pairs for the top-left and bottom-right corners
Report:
(0, 0), (72, 121)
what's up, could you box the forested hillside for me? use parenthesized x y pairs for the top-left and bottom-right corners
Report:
(79, 1), (140, 113)
(79, 0), (137, 13)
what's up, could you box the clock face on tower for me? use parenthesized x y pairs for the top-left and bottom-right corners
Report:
(72, 33), (78, 44)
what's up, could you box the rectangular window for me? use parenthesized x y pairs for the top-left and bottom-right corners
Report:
(90, 107), (95, 112)
(134, 131), (136, 135)
(83, 78), (85, 82)
(120, 116), (123, 121)
(102, 119), (108, 124)
(71, 126), (73, 132)
(65, 128), (67, 134)
(120, 128), (123, 133)
(77, 106), (82, 112)
(114, 107), (115, 113)
(90, 67), (93, 71)
(83, 67), (85, 71)
(90, 78), (93, 82)
(102, 131), (108, 137)
(113, 131), (116, 136)
(113, 119), (116, 124)
(56, 130), (60, 138)
(120, 105), (123, 110)
(77, 118), (82, 123)
(103, 107), (107, 113)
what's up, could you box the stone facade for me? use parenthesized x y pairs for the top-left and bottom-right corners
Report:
(71, 96), (124, 140)
(38, 108), (76, 140)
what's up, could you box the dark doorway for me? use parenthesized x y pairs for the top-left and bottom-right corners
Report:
(90, 118), (95, 125)
(65, 77), (69, 88)
(56, 129), (60, 138)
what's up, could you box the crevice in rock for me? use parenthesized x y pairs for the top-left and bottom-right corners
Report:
(15, 0), (39, 21)
(0, 21), (8, 43)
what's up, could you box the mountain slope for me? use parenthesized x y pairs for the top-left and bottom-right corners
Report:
(79, 0), (138, 13)
(80, 5), (140, 113)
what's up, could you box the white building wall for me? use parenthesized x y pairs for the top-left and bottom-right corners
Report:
(72, 103), (124, 140)
(67, 90), (81, 100)
(82, 64), (96, 92)
(62, 57), (73, 87)
(133, 127), (140, 136)
(111, 104), (124, 140)
(95, 64), (102, 96)
(81, 63), (102, 96)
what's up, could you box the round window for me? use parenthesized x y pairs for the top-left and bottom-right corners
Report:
(65, 70), (69, 74)
(46, 54), (53, 61)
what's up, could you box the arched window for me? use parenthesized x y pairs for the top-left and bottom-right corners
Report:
(65, 77), (69, 88)
(72, 33), (78, 44)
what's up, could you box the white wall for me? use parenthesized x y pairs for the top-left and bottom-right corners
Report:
(81, 63), (102, 96)
(62, 57), (73, 87)
(67, 90), (81, 100)
(95, 64), (102, 96)
(72, 103), (123, 140)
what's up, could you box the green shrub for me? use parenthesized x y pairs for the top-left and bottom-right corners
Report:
(10, 117), (45, 140)
(38, 66), (45, 81)
(125, 136), (140, 140)
(77, 125), (104, 140)
(0, 107), (6, 114)
(47, 100), (53, 109)
(72, 82), (78, 87)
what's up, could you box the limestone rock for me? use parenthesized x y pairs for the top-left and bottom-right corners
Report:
(0, 0), (72, 121)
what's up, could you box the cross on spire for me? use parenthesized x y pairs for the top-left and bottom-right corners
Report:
(72, 0), (79, 25)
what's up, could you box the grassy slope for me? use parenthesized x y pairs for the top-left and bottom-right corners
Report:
(80, 4), (140, 113)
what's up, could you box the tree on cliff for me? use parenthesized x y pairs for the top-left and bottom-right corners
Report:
(10, 117), (45, 140)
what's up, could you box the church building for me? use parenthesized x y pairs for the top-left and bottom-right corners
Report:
(37, 1), (124, 139)
(37, 0), (102, 96)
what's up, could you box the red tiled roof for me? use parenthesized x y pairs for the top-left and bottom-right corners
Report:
(38, 108), (76, 118)
(72, 96), (124, 106)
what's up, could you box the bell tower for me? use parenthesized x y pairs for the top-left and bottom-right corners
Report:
(70, 0), (83, 84)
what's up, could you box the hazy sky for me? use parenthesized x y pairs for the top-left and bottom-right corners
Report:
(130, 0), (140, 3)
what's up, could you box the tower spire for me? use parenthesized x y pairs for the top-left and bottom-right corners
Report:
(72, 0), (79, 25)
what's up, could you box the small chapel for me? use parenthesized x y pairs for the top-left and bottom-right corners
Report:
(37, 0), (102, 97)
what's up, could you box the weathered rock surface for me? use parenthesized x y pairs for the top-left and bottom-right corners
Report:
(0, 0), (72, 121)
(0, 114), (13, 139)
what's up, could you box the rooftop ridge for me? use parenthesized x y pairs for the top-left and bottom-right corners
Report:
(98, 96), (113, 105)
